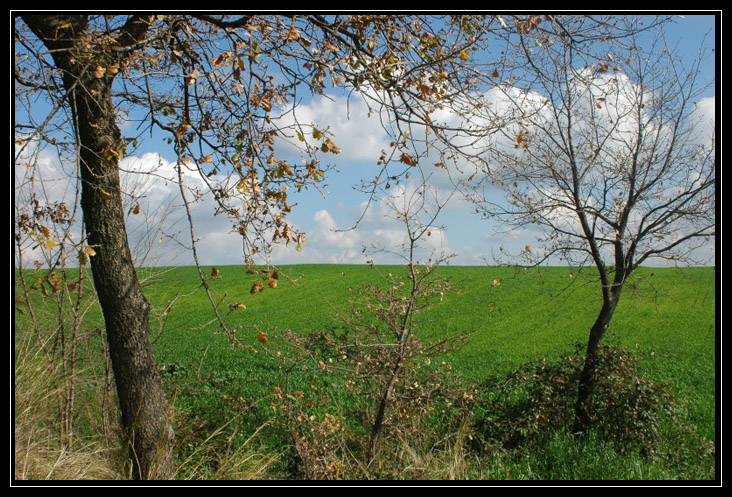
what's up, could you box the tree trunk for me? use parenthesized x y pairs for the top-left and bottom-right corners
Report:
(78, 131), (175, 479)
(572, 296), (619, 435)
(368, 360), (402, 464)
(21, 15), (175, 479)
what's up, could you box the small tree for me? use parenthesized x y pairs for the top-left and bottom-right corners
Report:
(278, 179), (471, 475)
(356, 180), (463, 464)
(456, 16), (715, 433)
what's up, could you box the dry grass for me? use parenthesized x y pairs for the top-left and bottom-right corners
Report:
(14, 333), (282, 481)
(14, 336), (121, 480)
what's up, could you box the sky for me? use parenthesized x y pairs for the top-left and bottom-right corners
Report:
(15, 14), (717, 270)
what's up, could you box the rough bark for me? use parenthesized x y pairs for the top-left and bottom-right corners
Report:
(21, 15), (175, 479)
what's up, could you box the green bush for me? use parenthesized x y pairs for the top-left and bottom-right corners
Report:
(471, 343), (675, 456)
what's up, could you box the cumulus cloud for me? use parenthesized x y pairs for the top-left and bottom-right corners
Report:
(18, 63), (714, 270)
(275, 91), (392, 163)
(269, 181), (456, 266)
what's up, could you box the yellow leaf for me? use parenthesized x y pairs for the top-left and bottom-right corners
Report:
(99, 188), (113, 200)
(257, 331), (268, 343)
(187, 68), (201, 84)
(267, 278), (277, 289)
(85, 246), (97, 257)
(322, 139), (341, 154)
(94, 65), (106, 78)
(459, 50), (469, 61)
(251, 280), (264, 294)
(514, 131), (525, 149)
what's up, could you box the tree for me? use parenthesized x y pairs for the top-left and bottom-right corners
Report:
(454, 16), (715, 433)
(14, 14), (493, 478)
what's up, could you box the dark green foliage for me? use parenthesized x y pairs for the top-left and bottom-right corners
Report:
(471, 344), (675, 456)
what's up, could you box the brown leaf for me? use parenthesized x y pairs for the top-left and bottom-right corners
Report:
(399, 152), (417, 166)
(416, 84), (432, 95)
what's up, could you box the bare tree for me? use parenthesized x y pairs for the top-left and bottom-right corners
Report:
(456, 16), (715, 433)
(360, 178), (458, 464)
(14, 14), (494, 478)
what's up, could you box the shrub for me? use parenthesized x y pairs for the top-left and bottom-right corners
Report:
(471, 343), (675, 456)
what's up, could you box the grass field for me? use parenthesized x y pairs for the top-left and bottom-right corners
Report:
(15, 263), (717, 480)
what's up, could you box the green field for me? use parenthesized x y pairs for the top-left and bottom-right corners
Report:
(148, 264), (715, 387)
(15, 264), (717, 480)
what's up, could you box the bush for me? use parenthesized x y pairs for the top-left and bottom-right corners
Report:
(471, 343), (675, 456)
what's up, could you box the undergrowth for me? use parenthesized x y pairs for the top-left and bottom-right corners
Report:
(469, 343), (716, 480)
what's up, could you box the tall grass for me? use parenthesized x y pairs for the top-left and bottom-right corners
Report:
(14, 333), (121, 480)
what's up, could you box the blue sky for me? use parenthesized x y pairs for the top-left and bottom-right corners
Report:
(176, 14), (716, 268)
(16, 14), (717, 269)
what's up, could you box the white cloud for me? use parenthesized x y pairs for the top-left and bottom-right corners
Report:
(689, 96), (715, 145)
(18, 66), (714, 270)
(275, 92), (392, 163)
(269, 185), (456, 267)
